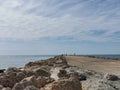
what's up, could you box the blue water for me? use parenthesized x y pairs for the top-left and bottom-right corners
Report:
(0, 55), (55, 69)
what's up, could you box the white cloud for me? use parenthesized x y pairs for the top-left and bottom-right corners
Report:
(0, 0), (120, 42)
(2, 0), (22, 8)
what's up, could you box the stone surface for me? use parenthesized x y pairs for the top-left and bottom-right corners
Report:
(0, 85), (3, 90)
(24, 86), (39, 90)
(12, 75), (54, 90)
(2, 87), (12, 90)
(104, 74), (119, 81)
(0, 69), (5, 73)
(5, 67), (21, 74)
(33, 68), (51, 77)
(43, 77), (82, 90)
(0, 68), (25, 88)
(57, 69), (68, 78)
(70, 72), (87, 81)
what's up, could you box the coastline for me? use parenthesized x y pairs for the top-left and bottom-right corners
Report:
(0, 55), (120, 90)
(0, 54), (119, 69)
(0, 55), (55, 69)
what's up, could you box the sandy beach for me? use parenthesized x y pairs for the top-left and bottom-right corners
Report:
(66, 56), (120, 75)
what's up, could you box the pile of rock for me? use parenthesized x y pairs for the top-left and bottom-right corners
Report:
(0, 67), (25, 88)
(42, 77), (82, 90)
(0, 55), (82, 90)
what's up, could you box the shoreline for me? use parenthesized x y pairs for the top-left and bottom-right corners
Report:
(0, 54), (119, 69)
(0, 55), (120, 90)
(0, 55), (120, 72)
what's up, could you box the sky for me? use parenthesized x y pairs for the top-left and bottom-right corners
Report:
(0, 0), (120, 55)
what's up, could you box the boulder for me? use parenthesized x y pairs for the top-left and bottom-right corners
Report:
(104, 74), (119, 81)
(0, 74), (17, 88)
(12, 76), (54, 90)
(12, 76), (34, 90)
(57, 69), (69, 78)
(24, 55), (68, 72)
(0, 85), (3, 89)
(12, 83), (30, 90)
(0, 69), (25, 88)
(5, 67), (21, 74)
(16, 72), (26, 81)
(24, 86), (39, 90)
(35, 76), (54, 88)
(2, 87), (12, 90)
(82, 78), (120, 90)
(25, 71), (34, 77)
(25, 67), (51, 77)
(54, 56), (69, 68)
(0, 69), (5, 73)
(24, 61), (47, 72)
(70, 72), (87, 81)
(33, 68), (51, 77)
(43, 77), (82, 90)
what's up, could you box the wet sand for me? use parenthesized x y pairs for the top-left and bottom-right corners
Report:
(65, 56), (120, 75)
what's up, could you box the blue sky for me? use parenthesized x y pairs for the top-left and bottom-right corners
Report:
(0, 0), (120, 55)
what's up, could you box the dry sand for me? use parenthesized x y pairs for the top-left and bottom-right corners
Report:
(65, 56), (120, 75)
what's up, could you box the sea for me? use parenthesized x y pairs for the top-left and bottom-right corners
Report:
(0, 55), (55, 69)
(0, 55), (120, 69)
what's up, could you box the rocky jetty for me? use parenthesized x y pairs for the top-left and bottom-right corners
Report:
(0, 55), (120, 90)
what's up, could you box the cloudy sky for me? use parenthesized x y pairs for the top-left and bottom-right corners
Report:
(0, 0), (120, 55)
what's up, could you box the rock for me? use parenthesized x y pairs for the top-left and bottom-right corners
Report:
(25, 68), (51, 77)
(0, 74), (17, 88)
(57, 69), (69, 78)
(24, 86), (39, 90)
(5, 67), (21, 74)
(12, 83), (28, 90)
(16, 72), (26, 81)
(0, 69), (25, 88)
(54, 56), (69, 68)
(2, 87), (11, 90)
(12, 76), (54, 90)
(0, 69), (5, 73)
(33, 68), (51, 77)
(12, 77), (34, 90)
(70, 72), (87, 81)
(78, 74), (87, 81)
(24, 55), (69, 80)
(82, 78), (120, 90)
(43, 77), (82, 90)
(35, 76), (54, 88)
(0, 85), (3, 89)
(96, 80), (119, 90)
(50, 67), (60, 80)
(24, 61), (48, 72)
(104, 74), (119, 81)
(25, 71), (34, 77)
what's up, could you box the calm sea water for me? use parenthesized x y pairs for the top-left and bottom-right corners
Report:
(0, 55), (120, 69)
(0, 55), (55, 69)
